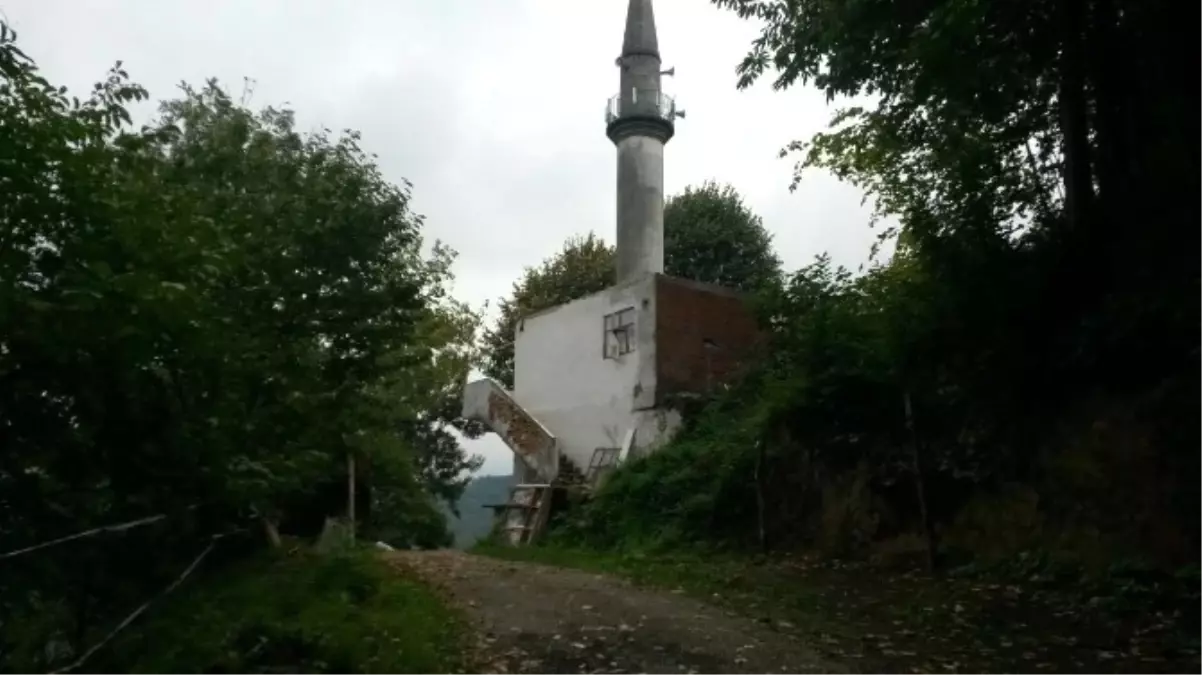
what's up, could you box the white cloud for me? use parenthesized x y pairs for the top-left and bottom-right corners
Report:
(6, 0), (887, 476)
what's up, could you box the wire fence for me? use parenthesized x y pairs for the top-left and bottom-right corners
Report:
(48, 531), (228, 674)
(0, 507), (199, 561)
(0, 506), (245, 673)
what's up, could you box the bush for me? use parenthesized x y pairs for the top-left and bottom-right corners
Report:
(94, 547), (465, 674)
(556, 407), (759, 552)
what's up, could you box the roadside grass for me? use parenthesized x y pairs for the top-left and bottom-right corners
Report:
(96, 543), (468, 674)
(473, 541), (1200, 674)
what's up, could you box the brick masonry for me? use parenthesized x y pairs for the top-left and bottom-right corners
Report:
(654, 275), (760, 403)
(487, 388), (557, 480)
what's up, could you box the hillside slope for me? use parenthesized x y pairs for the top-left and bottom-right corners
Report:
(444, 474), (515, 549)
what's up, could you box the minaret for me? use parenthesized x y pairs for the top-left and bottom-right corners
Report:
(606, 0), (677, 284)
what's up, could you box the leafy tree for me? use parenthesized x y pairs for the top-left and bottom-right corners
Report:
(137, 80), (484, 534)
(560, 0), (1198, 565)
(480, 232), (614, 388)
(664, 181), (782, 292)
(711, 0), (1196, 374)
(368, 239), (486, 508)
(481, 183), (782, 387)
(712, 0), (1196, 463)
(0, 25), (477, 670)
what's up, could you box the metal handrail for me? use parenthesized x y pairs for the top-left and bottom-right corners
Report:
(605, 90), (676, 124)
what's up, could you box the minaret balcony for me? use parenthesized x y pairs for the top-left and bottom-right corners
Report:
(605, 90), (676, 125)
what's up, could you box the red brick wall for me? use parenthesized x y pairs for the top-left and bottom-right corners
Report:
(654, 275), (760, 403)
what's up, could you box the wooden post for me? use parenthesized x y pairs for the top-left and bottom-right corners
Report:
(904, 389), (936, 574)
(750, 432), (769, 554)
(347, 451), (356, 540)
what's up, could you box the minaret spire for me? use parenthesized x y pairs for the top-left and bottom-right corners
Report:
(606, 0), (678, 284)
(621, 0), (660, 58)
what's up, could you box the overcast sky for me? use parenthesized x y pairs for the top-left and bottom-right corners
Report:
(7, 0), (887, 475)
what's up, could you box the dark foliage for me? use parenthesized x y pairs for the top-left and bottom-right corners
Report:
(0, 26), (477, 671)
(558, 0), (1197, 577)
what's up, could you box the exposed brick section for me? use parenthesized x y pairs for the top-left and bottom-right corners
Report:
(487, 390), (556, 480)
(654, 275), (760, 403)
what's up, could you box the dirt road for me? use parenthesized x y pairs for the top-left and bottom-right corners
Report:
(385, 549), (842, 674)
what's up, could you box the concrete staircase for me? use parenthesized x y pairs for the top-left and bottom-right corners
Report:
(462, 378), (559, 483)
(463, 378), (585, 545)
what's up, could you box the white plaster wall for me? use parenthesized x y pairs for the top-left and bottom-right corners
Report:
(514, 274), (658, 471)
(631, 407), (682, 458)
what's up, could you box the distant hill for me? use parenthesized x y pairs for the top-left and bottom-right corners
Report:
(443, 474), (515, 549)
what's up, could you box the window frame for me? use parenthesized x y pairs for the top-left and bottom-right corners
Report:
(602, 306), (637, 359)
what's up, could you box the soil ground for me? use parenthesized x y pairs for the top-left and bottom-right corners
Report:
(384, 549), (842, 674)
(387, 548), (1200, 674)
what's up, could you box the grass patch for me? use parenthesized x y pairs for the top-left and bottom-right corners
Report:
(96, 545), (467, 673)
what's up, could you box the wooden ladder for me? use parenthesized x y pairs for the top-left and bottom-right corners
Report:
(493, 483), (553, 546)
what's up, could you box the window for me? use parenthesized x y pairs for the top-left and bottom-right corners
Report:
(603, 307), (636, 359)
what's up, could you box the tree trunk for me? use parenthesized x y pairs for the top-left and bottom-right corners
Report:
(1081, 0), (1139, 302)
(1084, 0), (1127, 223)
(801, 444), (814, 544)
(261, 516), (281, 547)
(754, 434), (769, 554)
(904, 390), (937, 574)
(1056, 0), (1094, 239)
(347, 451), (357, 541)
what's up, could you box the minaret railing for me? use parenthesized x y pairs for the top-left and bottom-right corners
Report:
(605, 90), (676, 124)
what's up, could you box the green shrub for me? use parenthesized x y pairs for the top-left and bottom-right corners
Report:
(941, 484), (1044, 564)
(817, 464), (881, 556)
(554, 405), (759, 552)
(95, 548), (465, 673)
